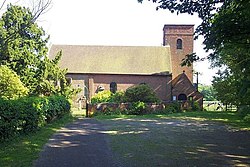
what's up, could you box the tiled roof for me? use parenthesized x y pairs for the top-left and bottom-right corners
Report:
(49, 45), (172, 75)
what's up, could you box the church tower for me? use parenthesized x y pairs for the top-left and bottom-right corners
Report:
(163, 24), (194, 82)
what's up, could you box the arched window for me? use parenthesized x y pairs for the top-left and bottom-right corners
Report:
(176, 39), (183, 49)
(110, 82), (117, 93)
(178, 93), (187, 101)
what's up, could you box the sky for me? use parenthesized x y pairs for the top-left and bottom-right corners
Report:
(6, 0), (217, 85)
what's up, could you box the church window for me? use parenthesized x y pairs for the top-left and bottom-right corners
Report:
(176, 39), (183, 49)
(110, 82), (117, 93)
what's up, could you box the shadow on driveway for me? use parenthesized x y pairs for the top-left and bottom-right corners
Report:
(33, 118), (121, 167)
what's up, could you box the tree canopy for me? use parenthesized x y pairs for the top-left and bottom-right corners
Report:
(0, 4), (48, 94)
(0, 4), (78, 98)
(138, 0), (250, 106)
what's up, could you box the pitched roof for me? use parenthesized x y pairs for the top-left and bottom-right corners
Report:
(172, 72), (203, 97)
(49, 45), (172, 75)
(172, 72), (190, 87)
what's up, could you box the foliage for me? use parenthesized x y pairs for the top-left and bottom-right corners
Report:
(243, 114), (250, 123)
(198, 84), (217, 101)
(91, 90), (125, 104)
(138, 0), (250, 109)
(167, 102), (181, 113)
(192, 101), (201, 112)
(0, 113), (74, 167)
(0, 5), (77, 97)
(0, 5), (49, 94)
(237, 105), (250, 118)
(110, 91), (125, 103)
(91, 85), (160, 104)
(124, 84), (160, 103)
(128, 101), (146, 115)
(0, 65), (28, 99)
(0, 96), (70, 141)
(91, 90), (112, 104)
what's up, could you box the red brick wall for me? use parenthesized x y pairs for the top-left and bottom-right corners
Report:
(163, 25), (194, 82)
(67, 73), (172, 102)
(172, 74), (203, 107)
(90, 74), (172, 102)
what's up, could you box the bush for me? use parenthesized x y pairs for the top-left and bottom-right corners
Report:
(167, 102), (182, 113)
(128, 101), (146, 115)
(0, 96), (70, 141)
(91, 91), (125, 104)
(124, 84), (160, 103)
(0, 65), (28, 100)
(110, 91), (125, 103)
(192, 102), (201, 111)
(243, 114), (250, 123)
(91, 90), (112, 104)
(238, 105), (250, 118)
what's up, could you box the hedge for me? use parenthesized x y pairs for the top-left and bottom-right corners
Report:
(0, 96), (70, 141)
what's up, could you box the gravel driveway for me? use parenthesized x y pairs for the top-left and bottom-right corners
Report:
(100, 118), (250, 167)
(34, 118), (250, 167)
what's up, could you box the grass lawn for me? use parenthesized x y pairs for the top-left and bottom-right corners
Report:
(0, 109), (84, 167)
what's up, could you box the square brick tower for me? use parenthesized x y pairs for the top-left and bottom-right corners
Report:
(163, 24), (194, 82)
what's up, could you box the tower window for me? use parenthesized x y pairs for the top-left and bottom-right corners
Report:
(176, 39), (183, 49)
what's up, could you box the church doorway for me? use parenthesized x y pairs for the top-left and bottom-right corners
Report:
(178, 94), (187, 101)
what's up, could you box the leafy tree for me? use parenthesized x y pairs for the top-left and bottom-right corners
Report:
(0, 4), (49, 94)
(138, 0), (250, 106)
(0, 4), (78, 98)
(198, 84), (217, 101)
(0, 65), (28, 99)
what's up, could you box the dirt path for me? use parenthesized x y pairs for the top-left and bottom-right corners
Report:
(34, 118), (250, 167)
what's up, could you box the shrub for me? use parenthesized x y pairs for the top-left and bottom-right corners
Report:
(124, 84), (160, 103)
(91, 91), (125, 104)
(167, 102), (182, 113)
(0, 96), (70, 141)
(91, 90), (112, 104)
(0, 65), (28, 100)
(159, 106), (177, 114)
(110, 91), (125, 103)
(238, 105), (250, 118)
(128, 101), (146, 115)
(243, 114), (250, 123)
(192, 102), (201, 111)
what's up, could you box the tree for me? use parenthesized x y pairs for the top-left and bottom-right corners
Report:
(0, 4), (49, 94)
(138, 0), (250, 106)
(198, 84), (217, 101)
(0, 4), (78, 98)
(0, 65), (28, 99)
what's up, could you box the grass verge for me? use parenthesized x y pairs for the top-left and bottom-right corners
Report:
(95, 111), (250, 130)
(0, 113), (76, 167)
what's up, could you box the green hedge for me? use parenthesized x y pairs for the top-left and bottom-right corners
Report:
(0, 96), (70, 141)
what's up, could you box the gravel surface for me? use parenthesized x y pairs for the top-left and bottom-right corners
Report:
(33, 118), (250, 167)
(33, 118), (122, 167)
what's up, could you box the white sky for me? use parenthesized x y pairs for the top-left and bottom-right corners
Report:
(5, 0), (217, 85)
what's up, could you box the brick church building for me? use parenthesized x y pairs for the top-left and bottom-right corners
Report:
(49, 24), (203, 106)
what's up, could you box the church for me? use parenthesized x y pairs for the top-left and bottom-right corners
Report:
(49, 24), (203, 107)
